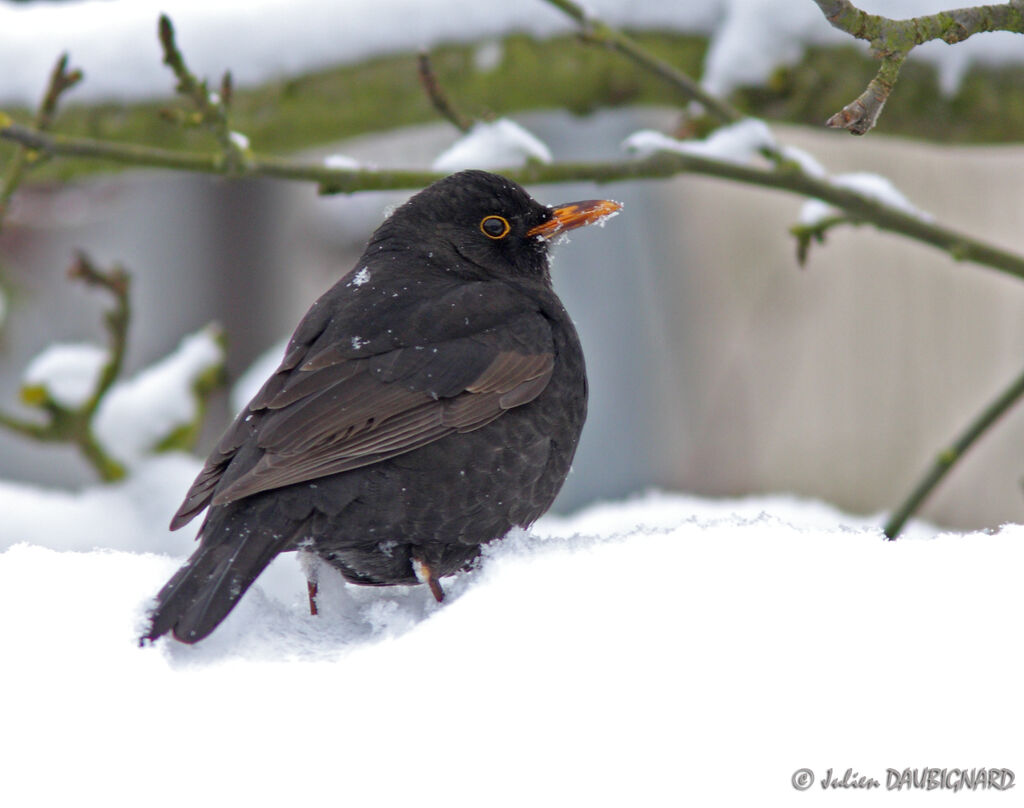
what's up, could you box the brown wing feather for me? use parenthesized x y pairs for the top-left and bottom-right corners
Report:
(171, 303), (556, 530)
(204, 349), (553, 508)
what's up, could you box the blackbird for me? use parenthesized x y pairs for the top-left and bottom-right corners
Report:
(142, 169), (621, 644)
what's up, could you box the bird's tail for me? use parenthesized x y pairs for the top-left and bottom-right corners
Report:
(141, 519), (294, 644)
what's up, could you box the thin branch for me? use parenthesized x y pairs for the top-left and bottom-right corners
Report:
(417, 52), (473, 132)
(157, 14), (249, 172)
(0, 254), (129, 482)
(813, 0), (1024, 134)
(540, 0), (741, 126)
(68, 252), (131, 414)
(0, 53), (82, 228)
(884, 365), (1024, 538)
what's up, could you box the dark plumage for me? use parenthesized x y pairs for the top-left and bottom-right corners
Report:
(142, 169), (621, 643)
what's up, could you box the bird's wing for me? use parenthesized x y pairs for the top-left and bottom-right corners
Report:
(170, 305), (554, 529)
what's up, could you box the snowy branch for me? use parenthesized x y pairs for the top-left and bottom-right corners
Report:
(813, 0), (1024, 134)
(5, 119), (1023, 284)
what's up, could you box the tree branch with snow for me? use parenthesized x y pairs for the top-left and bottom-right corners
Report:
(1, 9), (1023, 286)
(813, 0), (1024, 134)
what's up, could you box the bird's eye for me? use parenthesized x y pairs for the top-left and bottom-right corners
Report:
(480, 215), (511, 239)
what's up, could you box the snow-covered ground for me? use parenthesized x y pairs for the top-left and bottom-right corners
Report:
(2, 0), (1023, 105)
(2, 452), (1021, 805)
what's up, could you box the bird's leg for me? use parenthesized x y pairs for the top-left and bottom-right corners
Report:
(297, 549), (321, 616)
(410, 553), (445, 603)
(306, 578), (319, 616)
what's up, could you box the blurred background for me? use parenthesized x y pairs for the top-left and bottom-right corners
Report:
(2, 0), (1023, 530)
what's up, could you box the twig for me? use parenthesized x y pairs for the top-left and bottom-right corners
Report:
(157, 14), (249, 172)
(417, 52), (473, 132)
(0, 53), (82, 228)
(68, 252), (131, 410)
(540, 0), (741, 126)
(884, 365), (1024, 538)
(0, 253), (130, 481)
(789, 214), (852, 266)
(813, 0), (1024, 134)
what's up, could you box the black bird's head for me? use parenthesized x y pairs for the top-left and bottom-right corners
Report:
(373, 170), (621, 282)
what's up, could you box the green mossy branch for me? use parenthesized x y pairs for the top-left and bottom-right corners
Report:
(813, 0), (1024, 133)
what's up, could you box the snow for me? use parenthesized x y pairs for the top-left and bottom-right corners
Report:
(350, 266), (371, 286)
(2, 1), (1021, 105)
(432, 118), (553, 173)
(2, 479), (1022, 806)
(472, 39), (504, 73)
(779, 143), (828, 178)
(227, 129), (250, 151)
(2, 333), (1022, 804)
(21, 341), (107, 408)
(623, 117), (933, 227)
(323, 153), (362, 170)
(0, 452), (200, 554)
(800, 171), (934, 226)
(623, 118), (776, 165)
(93, 325), (224, 467)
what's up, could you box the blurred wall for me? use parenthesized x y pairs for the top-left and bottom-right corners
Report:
(1, 109), (1022, 530)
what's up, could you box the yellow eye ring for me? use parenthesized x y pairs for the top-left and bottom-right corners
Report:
(480, 215), (511, 239)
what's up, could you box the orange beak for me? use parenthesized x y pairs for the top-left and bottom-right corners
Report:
(527, 198), (622, 239)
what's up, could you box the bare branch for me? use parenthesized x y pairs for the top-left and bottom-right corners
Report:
(813, 0), (1024, 134)
(884, 365), (1024, 538)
